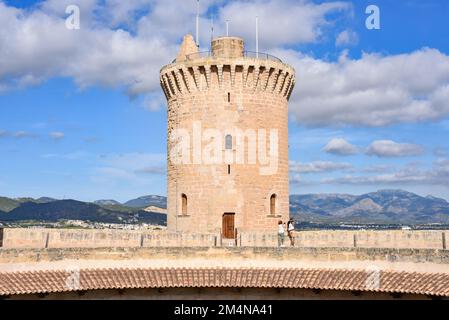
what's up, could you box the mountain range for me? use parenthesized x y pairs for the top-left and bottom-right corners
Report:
(0, 196), (166, 225)
(122, 195), (167, 208)
(1, 190), (449, 225)
(290, 190), (449, 224)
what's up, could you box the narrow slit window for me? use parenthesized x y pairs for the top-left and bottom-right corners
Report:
(225, 135), (232, 149)
(227, 165), (231, 174)
(270, 194), (276, 215)
(181, 193), (187, 216)
(227, 92), (231, 103)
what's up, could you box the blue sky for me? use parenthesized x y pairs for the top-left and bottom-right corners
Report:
(1, 0), (449, 202)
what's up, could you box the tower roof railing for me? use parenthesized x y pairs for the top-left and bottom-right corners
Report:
(171, 51), (283, 63)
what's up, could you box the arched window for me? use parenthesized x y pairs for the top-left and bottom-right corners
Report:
(270, 194), (276, 215)
(225, 134), (232, 150)
(181, 193), (187, 216)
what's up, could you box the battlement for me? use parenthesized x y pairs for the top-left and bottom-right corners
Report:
(160, 36), (295, 101)
(1, 228), (448, 250)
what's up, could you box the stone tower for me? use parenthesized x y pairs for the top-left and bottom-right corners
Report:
(160, 34), (295, 237)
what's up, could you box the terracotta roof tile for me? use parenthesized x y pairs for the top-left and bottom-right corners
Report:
(1, 267), (449, 297)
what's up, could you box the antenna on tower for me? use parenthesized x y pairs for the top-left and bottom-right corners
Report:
(226, 19), (229, 36)
(255, 16), (259, 58)
(196, 0), (200, 48)
(210, 13), (214, 46)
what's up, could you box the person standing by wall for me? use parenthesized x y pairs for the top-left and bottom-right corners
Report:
(287, 218), (295, 247)
(278, 220), (285, 247)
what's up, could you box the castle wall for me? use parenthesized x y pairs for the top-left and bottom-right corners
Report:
(239, 230), (449, 249)
(0, 228), (218, 248)
(1, 244), (449, 266)
(1, 228), (448, 250)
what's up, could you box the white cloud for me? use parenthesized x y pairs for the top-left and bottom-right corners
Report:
(0, 1), (176, 97)
(95, 0), (152, 28)
(3, 0), (449, 130)
(84, 136), (99, 143)
(41, 151), (88, 160)
(360, 164), (395, 174)
(366, 140), (424, 157)
(290, 160), (449, 188)
(289, 174), (317, 186)
(434, 147), (449, 157)
(0, 0), (352, 97)
(92, 152), (166, 184)
(335, 29), (358, 47)
(290, 160), (352, 173)
(100, 152), (165, 170)
(143, 91), (165, 111)
(277, 48), (449, 127)
(215, 0), (351, 49)
(137, 0), (219, 44)
(323, 159), (449, 187)
(135, 166), (166, 175)
(289, 128), (345, 151)
(323, 138), (358, 155)
(321, 138), (424, 158)
(13, 131), (35, 138)
(49, 131), (65, 140)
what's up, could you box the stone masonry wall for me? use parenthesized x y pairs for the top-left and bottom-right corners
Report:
(239, 230), (449, 249)
(160, 36), (295, 234)
(0, 228), (218, 249)
(1, 245), (449, 266)
(1, 228), (448, 250)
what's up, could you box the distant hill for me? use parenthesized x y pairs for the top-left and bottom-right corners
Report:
(0, 199), (166, 225)
(2, 190), (449, 226)
(144, 206), (167, 214)
(290, 190), (449, 224)
(0, 197), (20, 212)
(94, 199), (121, 206)
(35, 197), (57, 203)
(0, 196), (57, 212)
(123, 195), (167, 209)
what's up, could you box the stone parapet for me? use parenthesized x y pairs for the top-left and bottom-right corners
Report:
(160, 56), (295, 101)
(1, 228), (448, 250)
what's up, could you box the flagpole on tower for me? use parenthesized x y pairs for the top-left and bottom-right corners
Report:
(226, 20), (229, 36)
(196, 0), (200, 48)
(210, 14), (214, 50)
(255, 16), (259, 58)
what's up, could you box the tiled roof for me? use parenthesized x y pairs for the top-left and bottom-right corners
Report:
(1, 267), (449, 297)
